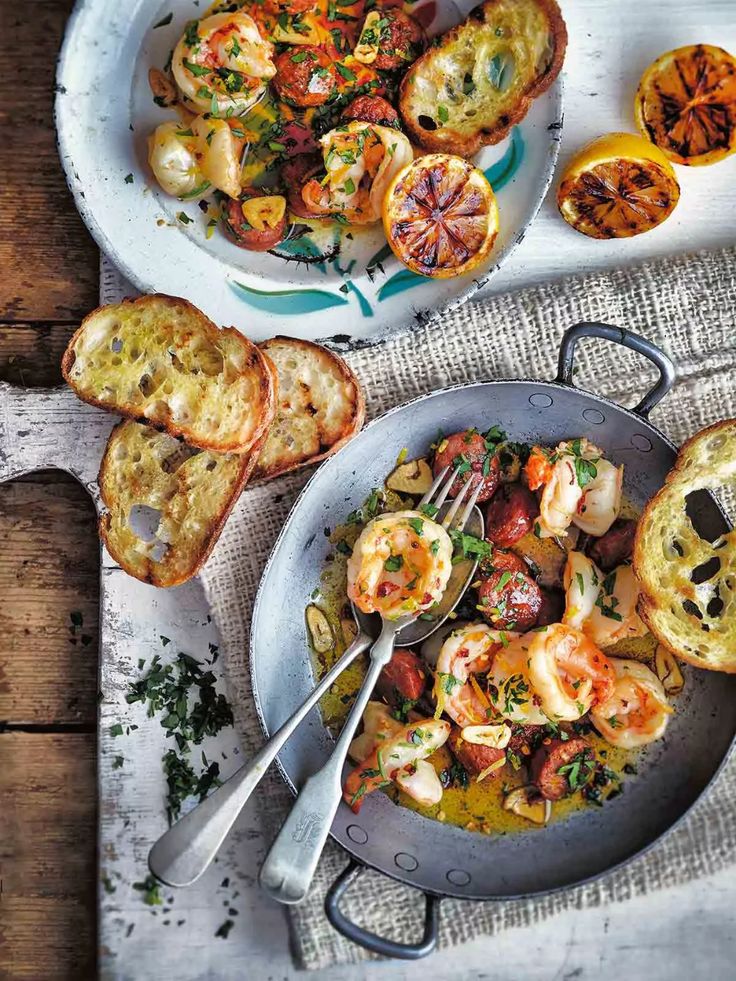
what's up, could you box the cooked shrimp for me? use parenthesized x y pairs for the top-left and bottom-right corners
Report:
(528, 439), (621, 539)
(573, 459), (623, 536)
(524, 445), (554, 492)
(148, 121), (206, 198)
(526, 624), (615, 721)
(191, 116), (244, 198)
(172, 12), (275, 116)
(486, 636), (548, 724)
(591, 659), (673, 748)
(434, 623), (520, 726)
(301, 121), (413, 224)
(347, 511), (452, 620)
(348, 701), (401, 762)
(563, 551), (601, 629)
(343, 718), (450, 812)
(349, 704), (444, 807)
(584, 563), (648, 648)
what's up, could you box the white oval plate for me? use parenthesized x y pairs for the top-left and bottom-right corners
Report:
(56, 0), (563, 350)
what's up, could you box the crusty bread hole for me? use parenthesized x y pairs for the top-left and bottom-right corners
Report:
(635, 419), (736, 670)
(128, 504), (162, 542)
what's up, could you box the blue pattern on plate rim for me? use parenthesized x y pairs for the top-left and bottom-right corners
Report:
(229, 127), (526, 318)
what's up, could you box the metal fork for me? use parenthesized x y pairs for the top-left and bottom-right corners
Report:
(258, 465), (484, 905)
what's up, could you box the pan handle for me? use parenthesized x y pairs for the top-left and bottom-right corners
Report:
(555, 322), (676, 419)
(325, 859), (441, 960)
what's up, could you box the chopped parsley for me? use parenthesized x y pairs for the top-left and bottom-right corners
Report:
(449, 530), (492, 563)
(126, 651), (233, 824)
(436, 672), (461, 695)
(336, 62), (357, 81)
(407, 517), (424, 536)
(558, 751), (595, 791)
(133, 876), (163, 907)
(346, 488), (384, 525)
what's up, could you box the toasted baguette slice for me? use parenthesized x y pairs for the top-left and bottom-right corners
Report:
(634, 420), (736, 673)
(399, 0), (567, 156)
(98, 337), (364, 586)
(98, 421), (258, 587)
(62, 295), (276, 454)
(254, 337), (365, 480)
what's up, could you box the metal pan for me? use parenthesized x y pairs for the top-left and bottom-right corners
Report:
(250, 323), (736, 959)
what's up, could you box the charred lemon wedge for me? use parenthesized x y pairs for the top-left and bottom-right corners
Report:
(557, 133), (681, 239)
(635, 44), (736, 166)
(382, 154), (499, 278)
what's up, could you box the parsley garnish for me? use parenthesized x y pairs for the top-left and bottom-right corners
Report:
(215, 919), (234, 939)
(437, 672), (461, 695)
(558, 751), (595, 790)
(449, 529), (492, 563)
(336, 63), (357, 81)
(133, 876), (162, 906)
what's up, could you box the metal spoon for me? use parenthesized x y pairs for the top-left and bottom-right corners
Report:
(258, 470), (484, 905)
(148, 488), (482, 890)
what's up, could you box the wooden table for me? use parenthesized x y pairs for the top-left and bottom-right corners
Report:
(0, 1), (100, 977)
(2, 2), (736, 979)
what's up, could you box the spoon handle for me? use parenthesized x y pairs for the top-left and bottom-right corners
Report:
(259, 620), (398, 905)
(148, 631), (372, 888)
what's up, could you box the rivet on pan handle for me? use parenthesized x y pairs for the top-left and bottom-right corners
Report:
(555, 322), (676, 419)
(325, 859), (441, 960)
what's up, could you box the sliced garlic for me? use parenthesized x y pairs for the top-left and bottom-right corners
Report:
(306, 605), (333, 654)
(242, 194), (286, 231)
(460, 723), (511, 749)
(354, 10), (381, 65)
(654, 645), (684, 696)
(386, 458), (433, 495)
(502, 785), (551, 825)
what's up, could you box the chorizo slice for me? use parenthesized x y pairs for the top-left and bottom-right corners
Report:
(375, 647), (428, 709)
(478, 568), (543, 631)
(587, 518), (637, 571)
(433, 430), (500, 502)
(530, 737), (595, 800)
(485, 483), (539, 547)
(448, 728), (505, 777)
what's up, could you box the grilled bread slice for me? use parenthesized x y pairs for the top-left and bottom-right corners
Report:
(62, 295), (276, 454)
(98, 421), (260, 587)
(254, 337), (365, 480)
(97, 337), (365, 586)
(634, 420), (736, 673)
(399, 0), (567, 156)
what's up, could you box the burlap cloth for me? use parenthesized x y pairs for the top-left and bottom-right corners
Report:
(104, 246), (736, 969)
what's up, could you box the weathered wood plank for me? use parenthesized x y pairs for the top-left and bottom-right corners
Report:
(0, 475), (99, 725)
(0, 323), (76, 388)
(0, 731), (97, 981)
(0, 0), (98, 321)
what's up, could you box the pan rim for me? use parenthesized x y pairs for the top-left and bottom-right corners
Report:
(249, 376), (736, 902)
